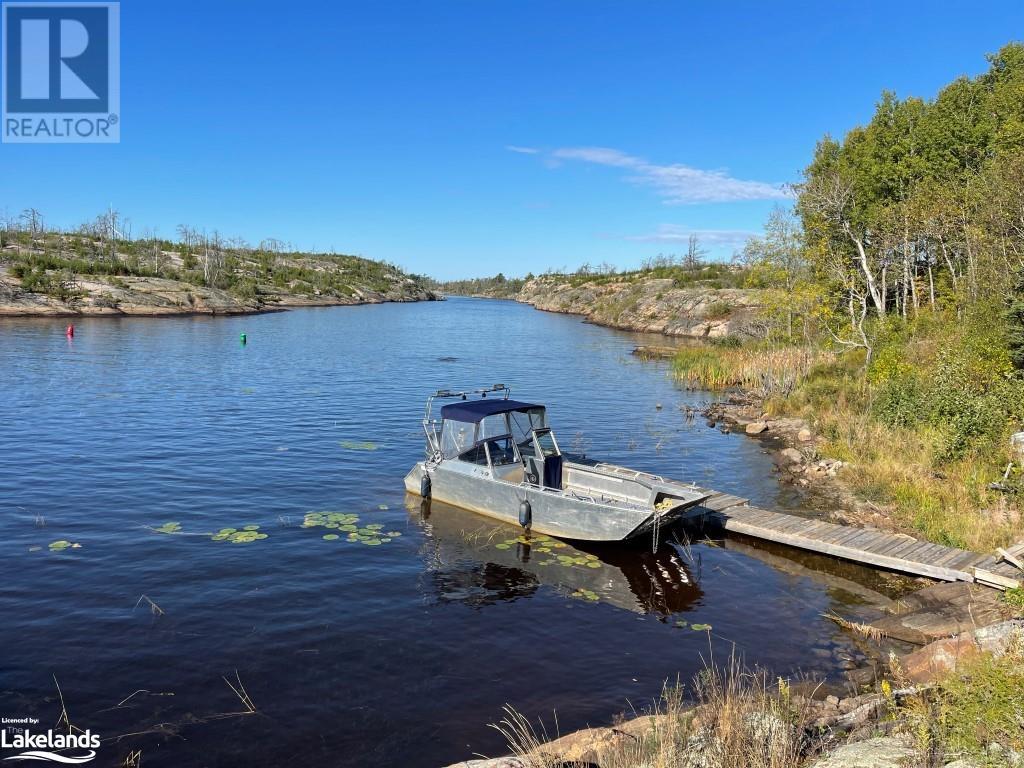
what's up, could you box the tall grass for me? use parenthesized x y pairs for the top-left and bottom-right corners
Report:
(672, 344), (824, 398)
(494, 656), (814, 768)
(777, 339), (1023, 551)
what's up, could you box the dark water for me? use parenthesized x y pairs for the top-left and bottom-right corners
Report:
(1, 298), (899, 767)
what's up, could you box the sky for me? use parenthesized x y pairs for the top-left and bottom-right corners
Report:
(2, 1), (1023, 279)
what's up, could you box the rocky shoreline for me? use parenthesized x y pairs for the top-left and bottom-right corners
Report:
(454, 275), (763, 340)
(0, 269), (440, 318)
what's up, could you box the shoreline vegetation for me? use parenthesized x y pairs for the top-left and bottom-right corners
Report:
(447, 44), (1024, 768)
(0, 211), (439, 317)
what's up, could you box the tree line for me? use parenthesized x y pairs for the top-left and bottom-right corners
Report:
(741, 43), (1024, 363)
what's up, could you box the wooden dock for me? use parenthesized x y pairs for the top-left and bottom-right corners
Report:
(688, 489), (1023, 590)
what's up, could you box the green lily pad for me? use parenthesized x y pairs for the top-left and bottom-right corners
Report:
(586, 562), (601, 569)
(378, 504), (389, 510)
(691, 623), (713, 632)
(366, 523), (384, 531)
(362, 539), (382, 546)
(674, 620), (689, 628)
(154, 522), (182, 534)
(494, 543), (511, 550)
(218, 528), (238, 535)
(385, 531), (402, 537)
(323, 534), (339, 541)
(243, 525), (260, 531)
(339, 440), (378, 451)
(340, 524), (358, 532)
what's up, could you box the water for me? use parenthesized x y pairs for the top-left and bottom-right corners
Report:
(0, 298), (900, 767)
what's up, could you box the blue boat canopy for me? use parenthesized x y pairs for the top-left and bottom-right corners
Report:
(440, 399), (541, 423)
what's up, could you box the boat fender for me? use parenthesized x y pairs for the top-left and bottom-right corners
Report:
(420, 473), (431, 498)
(519, 499), (532, 529)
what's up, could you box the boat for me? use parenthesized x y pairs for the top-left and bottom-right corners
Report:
(404, 385), (711, 542)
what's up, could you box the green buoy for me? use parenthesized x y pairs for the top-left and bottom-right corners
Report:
(240, 333), (247, 345)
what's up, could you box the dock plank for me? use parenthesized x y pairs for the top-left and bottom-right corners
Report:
(689, 500), (989, 585)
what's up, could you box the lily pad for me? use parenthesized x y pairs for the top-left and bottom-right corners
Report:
(339, 440), (378, 451)
(211, 527), (269, 545)
(385, 531), (402, 537)
(323, 534), (339, 541)
(48, 540), (73, 551)
(378, 504), (389, 510)
(154, 522), (182, 534)
(691, 623), (713, 632)
(494, 543), (511, 550)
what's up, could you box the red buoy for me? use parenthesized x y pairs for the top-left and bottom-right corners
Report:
(66, 324), (74, 337)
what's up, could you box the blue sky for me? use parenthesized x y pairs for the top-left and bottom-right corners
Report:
(2, 1), (1023, 279)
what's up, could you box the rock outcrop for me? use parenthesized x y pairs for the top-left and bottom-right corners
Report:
(0, 267), (438, 317)
(515, 276), (761, 339)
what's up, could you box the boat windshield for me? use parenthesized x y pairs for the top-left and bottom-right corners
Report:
(440, 420), (475, 458)
(533, 429), (559, 457)
(510, 408), (546, 453)
(485, 436), (519, 466)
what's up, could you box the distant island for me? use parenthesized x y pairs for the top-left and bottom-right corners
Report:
(0, 211), (439, 316)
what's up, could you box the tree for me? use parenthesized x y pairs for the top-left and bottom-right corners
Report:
(740, 207), (810, 339)
(683, 235), (707, 270)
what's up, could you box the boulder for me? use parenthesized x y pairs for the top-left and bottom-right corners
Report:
(443, 759), (527, 768)
(745, 421), (769, 435)
(779, 448), (804, 465)
(808, 736), (916, 767)
(798, 428), (814, 442)
(900, 619), (1024, 682)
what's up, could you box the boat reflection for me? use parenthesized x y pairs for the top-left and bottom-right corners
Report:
(406, 494), (703, 615)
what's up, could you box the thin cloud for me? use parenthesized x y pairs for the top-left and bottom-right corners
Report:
(523, 145), (792, 204)
(505, 145), (540, 154)
(623, 224), (758, 247)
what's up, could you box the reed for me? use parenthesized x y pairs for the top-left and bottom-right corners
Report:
(672, 345), (824, 398)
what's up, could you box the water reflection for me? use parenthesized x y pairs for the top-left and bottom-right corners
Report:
(408, 495), (704, 616)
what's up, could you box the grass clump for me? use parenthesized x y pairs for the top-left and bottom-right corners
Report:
(494, 657), (813, 768)
(905, 637), (1024, 765)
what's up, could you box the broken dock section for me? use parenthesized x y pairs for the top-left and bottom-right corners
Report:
(688, 489), (1022, 590)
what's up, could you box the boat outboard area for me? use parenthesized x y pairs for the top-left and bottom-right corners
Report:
(404, 385), (711, 542)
